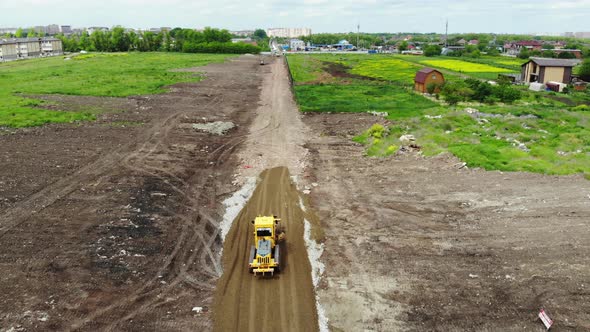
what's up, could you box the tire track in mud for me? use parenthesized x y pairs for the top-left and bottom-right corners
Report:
(67, 82), (246, 331)
(68, 58), (294, 330)
(213, 166), (318, 332)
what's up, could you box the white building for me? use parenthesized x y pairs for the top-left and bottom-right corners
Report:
(289, 39), (305, 51)
(266, 28), (311, 38)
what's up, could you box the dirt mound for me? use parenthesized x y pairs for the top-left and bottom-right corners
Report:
(213, 167), (318, 332)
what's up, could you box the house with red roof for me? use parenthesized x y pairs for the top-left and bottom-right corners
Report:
(414, 68), (445, 93)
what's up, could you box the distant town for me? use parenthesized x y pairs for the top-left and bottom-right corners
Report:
(1, 23), (590, 64)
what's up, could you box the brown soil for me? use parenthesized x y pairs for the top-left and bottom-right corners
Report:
(0, 55), (269, 331)
(303, 112), (590, 331)
(322, 61), (379, 82)
(212, 167), (318, 332)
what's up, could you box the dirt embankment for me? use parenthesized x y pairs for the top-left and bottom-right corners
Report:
(213, 167), (318, 332)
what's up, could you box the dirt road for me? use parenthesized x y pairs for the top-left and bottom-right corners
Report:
(212, 58), (318, 331)
(236, 55), (309, 180)
(213, 167), (318, 332)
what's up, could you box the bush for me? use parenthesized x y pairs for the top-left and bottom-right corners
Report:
(386, 145), (398, 155)
(368, 123), (386, 138)
(572, 104), (590, 112)
(426, 82), (440, 94)
(518, 49), (530, 59)
(557, 52), (576, 59)
(424, 45), (442, 57)
(182, 41), (261, 54)
(441, 81), (473, 105)
(493, 84), (521, 103)
(578, 59), (590, 81)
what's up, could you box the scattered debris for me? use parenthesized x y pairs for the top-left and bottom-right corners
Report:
(192, 306), (203, 313)
(367, 111), (388, 117)
(469, 273), (479, 278)
(538, 309), (553, 330)
(399, 134), (416, 145)
(191, 121), (235, 135)
(424, 114), (442, 119)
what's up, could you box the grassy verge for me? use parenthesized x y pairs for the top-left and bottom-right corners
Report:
(355, 103), (590, 177)
(295, 82), (439, 119)
(0, 52), (232, 127)
(287, 53), (590, 178)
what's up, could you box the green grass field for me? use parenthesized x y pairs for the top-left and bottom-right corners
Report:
(288, 54), (440, 119)
(295, 83), (438, 118)
(287, 53), (590, 178)
(0, 52), (232, 127)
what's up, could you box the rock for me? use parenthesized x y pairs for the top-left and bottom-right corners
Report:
(399, 134), (416, 144)
(192, 306), (203, 313)
(367, 111), (388, 117)
(192, 121), (235, 135)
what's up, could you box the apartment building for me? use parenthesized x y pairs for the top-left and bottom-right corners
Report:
(266, 28), (312, 38)
(0, 38), (63, 62)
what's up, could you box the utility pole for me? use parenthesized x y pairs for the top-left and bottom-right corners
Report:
(357, 22), (360, 50)
(445, 19), (448, 47)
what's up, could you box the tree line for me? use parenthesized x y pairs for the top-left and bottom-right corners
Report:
(55, 27), (261, 54)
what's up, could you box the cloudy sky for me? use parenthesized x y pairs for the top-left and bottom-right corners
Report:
(2, 0), (589, 33)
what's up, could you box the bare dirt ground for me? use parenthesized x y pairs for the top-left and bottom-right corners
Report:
(0, 55), (268, 331)
(303, 112), (590, 331)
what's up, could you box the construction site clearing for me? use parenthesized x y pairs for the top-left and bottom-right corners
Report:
(0, 55), (588, 332)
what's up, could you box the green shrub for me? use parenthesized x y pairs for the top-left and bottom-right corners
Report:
(441, 81), (473, 105)
(424, 45), (442, 57)
(572, 104), (590, 112)
(368, 123), (386, 138)
(426, 82), (440, 94)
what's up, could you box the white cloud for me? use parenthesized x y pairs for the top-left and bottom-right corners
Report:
(0, 0), (588, 33)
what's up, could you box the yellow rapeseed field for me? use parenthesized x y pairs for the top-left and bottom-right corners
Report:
(350, 58), (423, 83)
(420, 59), (513, 73)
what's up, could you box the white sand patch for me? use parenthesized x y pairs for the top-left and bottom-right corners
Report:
(220, 177), (256, 241)
(304, 219), (329, 332)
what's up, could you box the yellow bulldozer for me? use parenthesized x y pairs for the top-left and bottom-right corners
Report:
(248, 215), (285, 276)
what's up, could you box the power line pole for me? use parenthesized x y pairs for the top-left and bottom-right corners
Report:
(445, 19), (448, 47)
(357, 22), (360, 50)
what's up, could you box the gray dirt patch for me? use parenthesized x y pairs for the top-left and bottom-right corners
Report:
(191, 121), (236, 135)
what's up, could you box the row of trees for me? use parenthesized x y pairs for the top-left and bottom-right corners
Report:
(518, 49), (578, 59)
(55, 27), (260, 54)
